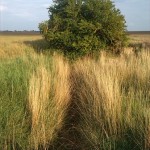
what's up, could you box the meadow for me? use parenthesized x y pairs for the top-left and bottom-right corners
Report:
(0, 33), (150, 150)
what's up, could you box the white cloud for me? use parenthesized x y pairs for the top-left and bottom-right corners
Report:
(0, 5), (8, 12)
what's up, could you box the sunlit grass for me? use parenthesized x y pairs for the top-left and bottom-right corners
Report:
(0, 35), (42, 59)
(28, 55), (71, 149)
(0, 36), (71, 149)
(72, 51), (150, 149)
(0, 35), (150, 149)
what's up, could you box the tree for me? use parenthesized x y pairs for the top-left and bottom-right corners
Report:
(38, 21), (48, 35)
(40, 0), (128, 58)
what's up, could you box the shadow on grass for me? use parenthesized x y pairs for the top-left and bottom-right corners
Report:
(23, 39), (51, 54)
(47, 72), (83, 150)
(129, 42), (150, 50)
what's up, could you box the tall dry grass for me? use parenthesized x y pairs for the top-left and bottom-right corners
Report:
(28, 55), (71, 149)
(72, 50), (150, 149)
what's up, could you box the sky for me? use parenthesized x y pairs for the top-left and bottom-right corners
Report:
(0, 0), (150, 31)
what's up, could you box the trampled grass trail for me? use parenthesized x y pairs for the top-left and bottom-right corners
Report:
(0, 35), (150, 149)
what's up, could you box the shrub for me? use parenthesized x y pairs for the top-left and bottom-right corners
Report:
(40, 0), (128, 59)
(38, 21), (48, 35)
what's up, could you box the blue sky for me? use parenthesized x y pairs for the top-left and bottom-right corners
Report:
(0, 0), (150, 31)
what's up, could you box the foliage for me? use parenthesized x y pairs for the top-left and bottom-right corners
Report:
(40, 0), (128, 58)
(38, 21), (48, 35)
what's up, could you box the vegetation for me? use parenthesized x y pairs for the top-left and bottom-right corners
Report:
(72, 53), (150, 149)
(38, 21), (48, 35)
(39, 0), (128, 59)
(0, 35), (150, 149)
(0, 37), (71, 149)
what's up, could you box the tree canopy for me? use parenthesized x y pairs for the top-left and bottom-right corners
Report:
(39, 0), (128, 58)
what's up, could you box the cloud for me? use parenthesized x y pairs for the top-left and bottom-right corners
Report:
(0, 0), (52, 30)
(0, 5), (8, 12)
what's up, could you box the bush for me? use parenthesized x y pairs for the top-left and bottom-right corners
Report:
(38, 21), (48, 35)
(40, 0), (128, 59)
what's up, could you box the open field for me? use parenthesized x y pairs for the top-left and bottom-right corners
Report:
(0, 34), (150, 149)
(129, 33), (150, 44)
(0, 31), (40, 36)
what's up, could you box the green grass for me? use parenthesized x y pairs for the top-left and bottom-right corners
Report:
(0, 58), (30, 149)
(0, 35), (150, 149)
(0, 54), (71, 150)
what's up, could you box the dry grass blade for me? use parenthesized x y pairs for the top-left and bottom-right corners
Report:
(28, 55), (71, 149)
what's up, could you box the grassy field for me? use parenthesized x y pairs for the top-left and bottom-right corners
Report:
(128, 33), (150, 50)
(0, 34), (150, 150)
